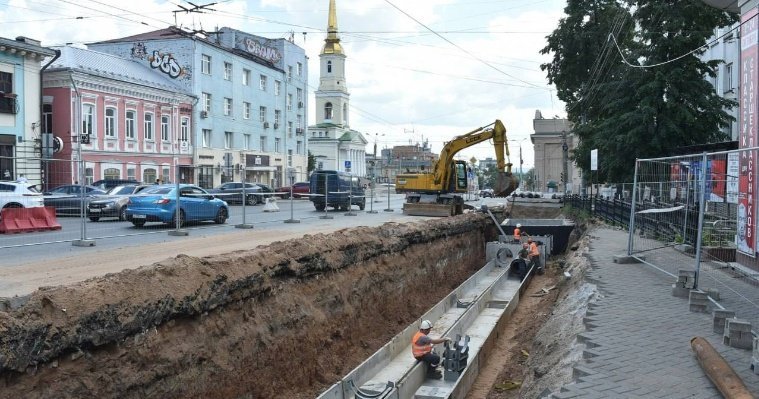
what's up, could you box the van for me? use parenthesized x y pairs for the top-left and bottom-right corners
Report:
(309, 170), (366, 211)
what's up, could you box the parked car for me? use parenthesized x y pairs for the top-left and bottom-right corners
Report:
(207, 182), (272, 205)
(92, 179), (141, 190)
(125, 184), (229, 227)
(87, 184), (152, 222)
(479, 188), (494, 198)
(0, 181), (44, 215)
(275, 182), (311, 199)
(43, 184), (106, 216)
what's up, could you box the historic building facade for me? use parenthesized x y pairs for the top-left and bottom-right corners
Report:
(89, 26), (309, 188)
(0, 36), (56, 186)
(308, 0), (368, 177)
(43, 46), (194, 188)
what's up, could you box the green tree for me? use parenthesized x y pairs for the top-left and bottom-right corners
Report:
(543, 0), (737, 182)
(307, 151), (316, 176)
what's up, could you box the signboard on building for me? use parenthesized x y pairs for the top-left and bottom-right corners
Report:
(345, 160), (351, 171)
(738, 7), (758, 256)
(246, 154), (270, 166)
(590, 149), (598, 171)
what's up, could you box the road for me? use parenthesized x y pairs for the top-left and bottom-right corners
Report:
(1, 193), (511, 298)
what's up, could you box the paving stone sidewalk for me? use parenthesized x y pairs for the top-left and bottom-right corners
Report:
(552, 226), (759, 399)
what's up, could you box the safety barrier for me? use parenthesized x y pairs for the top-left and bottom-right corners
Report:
(0, 207), (62, 234)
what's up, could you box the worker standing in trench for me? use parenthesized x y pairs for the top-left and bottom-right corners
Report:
(512, 223), (523, 243)
(411, 320), (451, 379)
(528, 237), (543, 275)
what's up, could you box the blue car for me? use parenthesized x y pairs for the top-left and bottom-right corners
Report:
(125, 184), (229, 228)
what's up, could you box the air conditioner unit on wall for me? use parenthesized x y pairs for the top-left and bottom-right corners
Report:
(200, 111), (208, 119)
(273, 123), (280, 129)
(298, 101), (303, 108)
(263, 122), (270, 128)
(296, 128), (304, 134)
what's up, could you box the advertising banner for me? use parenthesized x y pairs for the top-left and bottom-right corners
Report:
(738, 8), (758, 256)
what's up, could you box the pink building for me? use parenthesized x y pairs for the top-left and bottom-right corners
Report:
(42, 46), (194, 189)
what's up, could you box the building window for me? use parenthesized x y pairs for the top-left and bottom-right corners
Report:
(327, 60), (332, 73)
(275, 137), (281, 153)
(288, 121), (293, 136)
(202, 92), (211, 113)
(225, 131), (233, 149)
(297, 88), (303, 103)
(201, 54), (211, 74)
(224, 98), (232, 116)
(0, 72), (12, 114)
(202, 129), (211, 147)
(105, 107), (117, 138)
(162, 166), (170, 182)
(259, 75), (267, 91)
(288, 149), (293, 167)
(104, 167), (120, 180)
(288, 65), (293, 82)
(274, 110), (281, 126)
(287, 94), (293, 111)
(43, 103), (53, 134)
(297, 114), (302, 129)
(143, 168), (157, 184)
(85, 167), (94, 185)
(325, 102), (333, 120)
(724, 63), (734, 93)
(244, 134), (250, 150)
(82, 103), (95, 138)
(343, 104), (348, 125)
(243, 102), (251, 119)
(297, 62), (303, 76)
(144, 113), (154, 140)
(126, 110), (136, 139)
(180, 118), (189, 141)
(127, 168), (136, 181)
(242, 68), (250, 85)
(260, 136), (267, 152)
(259, 106), (266, 122)
(161, 115), (170, 141)
(296, 140), (302, 154)
(274, 80), (281, 96)
(224, 62), (232, 80)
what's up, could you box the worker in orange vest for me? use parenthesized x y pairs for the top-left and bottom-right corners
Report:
(411, 320), (451, 379)
(513, 223), (523, 243)
(528, 237), (543, 274)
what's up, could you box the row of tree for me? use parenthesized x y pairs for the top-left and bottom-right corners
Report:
(541, 0), (737, 183)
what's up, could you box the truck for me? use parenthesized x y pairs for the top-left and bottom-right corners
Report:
(395, 119), (519, 217)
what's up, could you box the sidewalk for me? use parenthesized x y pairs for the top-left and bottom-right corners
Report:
(553, 226), (759, 398)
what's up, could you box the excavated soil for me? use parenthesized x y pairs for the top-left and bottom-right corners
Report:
(0, 203), (576, 399)
(0, 214), (502, 399)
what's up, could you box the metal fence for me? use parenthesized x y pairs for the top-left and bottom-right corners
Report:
(568, 149), (759, 334)
(0, 156), (397, 249)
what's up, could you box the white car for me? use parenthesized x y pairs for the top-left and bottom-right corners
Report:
(0, 181), (44, 212)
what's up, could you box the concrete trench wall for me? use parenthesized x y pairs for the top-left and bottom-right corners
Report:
(0, 213), (498, 399)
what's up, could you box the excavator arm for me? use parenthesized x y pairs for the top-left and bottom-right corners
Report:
(432, 119), (515, 196)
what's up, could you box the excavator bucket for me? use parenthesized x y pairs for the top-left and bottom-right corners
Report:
(493, 172), (519, 197)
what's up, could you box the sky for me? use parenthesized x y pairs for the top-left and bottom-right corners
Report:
(2, 0), (568, 171)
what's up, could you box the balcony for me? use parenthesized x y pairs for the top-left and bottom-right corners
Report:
(700, 0), (740, 13)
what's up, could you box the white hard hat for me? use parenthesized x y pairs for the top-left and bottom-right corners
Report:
(516, 223), (522, 228)
(420, 320), (433, 330)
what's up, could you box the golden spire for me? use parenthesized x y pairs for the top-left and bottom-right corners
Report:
(321, 0), (344, 55)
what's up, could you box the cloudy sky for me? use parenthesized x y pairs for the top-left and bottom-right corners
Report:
(3, 0), (568, 170)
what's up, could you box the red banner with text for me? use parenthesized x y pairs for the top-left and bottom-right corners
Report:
(739, 8), (759, 256)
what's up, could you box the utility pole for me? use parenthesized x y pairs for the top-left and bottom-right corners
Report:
(562, 131), (569, 196)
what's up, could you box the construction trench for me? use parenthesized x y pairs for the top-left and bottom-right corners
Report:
(0, 209), (582, 399)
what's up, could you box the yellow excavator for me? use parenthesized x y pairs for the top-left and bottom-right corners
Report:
(395, 119), (519, 217)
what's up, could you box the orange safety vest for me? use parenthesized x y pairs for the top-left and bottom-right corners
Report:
(411, 331), (432, 358)
(513, 228), (521, 240)
(529, 242), (540, 257)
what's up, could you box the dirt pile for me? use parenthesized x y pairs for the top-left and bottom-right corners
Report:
(0, 214), (498, 399)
